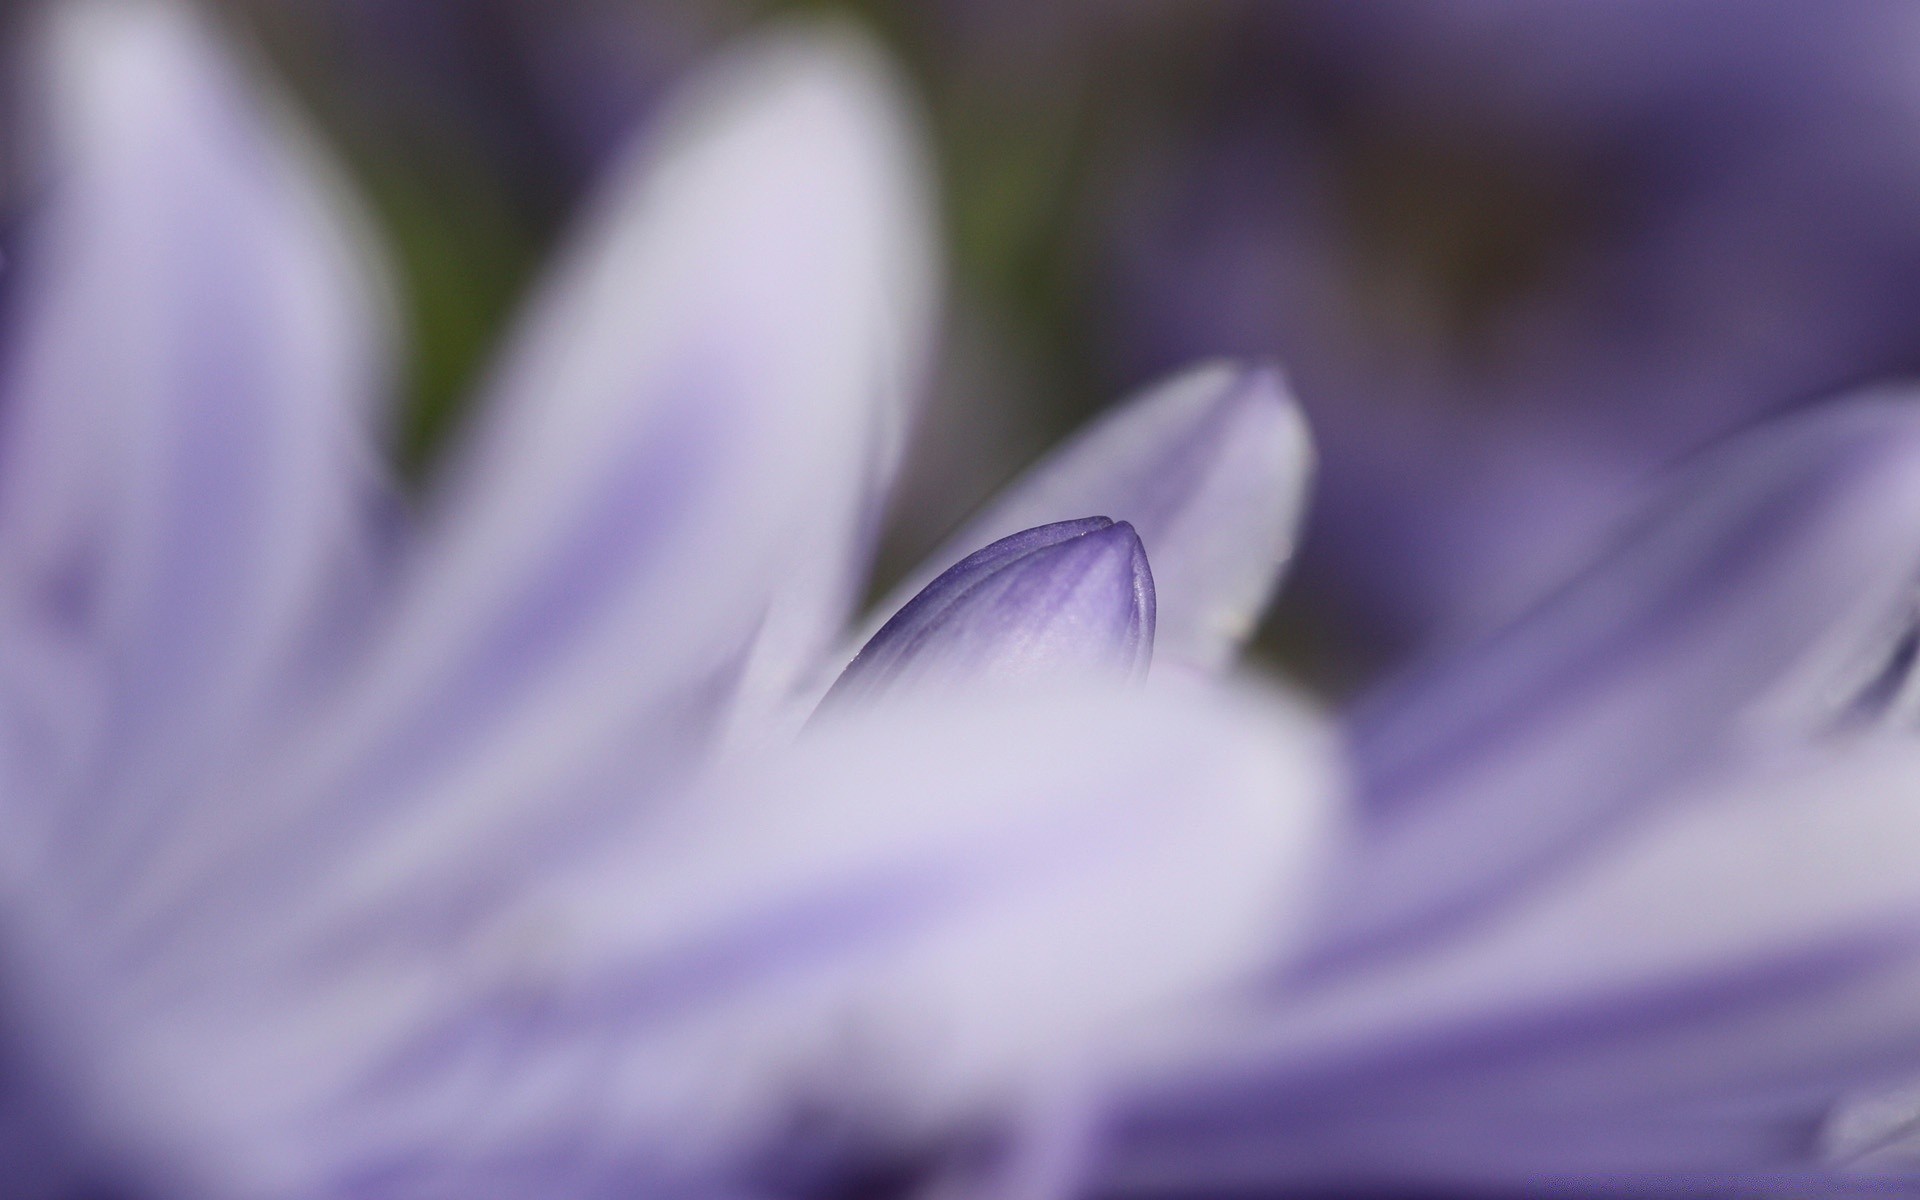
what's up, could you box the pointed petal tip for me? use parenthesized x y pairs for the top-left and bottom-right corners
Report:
(650, 12), (937, 219)
(869, 357), (1313, 675)
(823, 517), (1158, 710)
(41, 0), (205, 128)
(29, 0), (398, 371)
(1212, 358), (1315, 474)
(567, 5), (939, 355)
(1115, 358), (1313, 666)
(727, 13), (916, 104)
(44, 0), (183, 52)
(38, 2), (272, 134)
(389, 0), (940, 772)
(687, 13), (943, 363)
(1171, 356), (1305, 423)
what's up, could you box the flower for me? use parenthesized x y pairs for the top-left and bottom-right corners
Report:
(0, 3), (1333, 1197)
(25, 5), (1920, 1199)
(1091, 394), (1920, 1195)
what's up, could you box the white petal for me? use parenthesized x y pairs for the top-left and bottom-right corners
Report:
(131, 21), (939, 936)
(1112, 736), (1920, 1191)
(111, 683), (1341, 1198)
(867, 362), (1311, 673)
(0, 0), (393, 893)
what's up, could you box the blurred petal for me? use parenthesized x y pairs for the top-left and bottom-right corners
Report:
(870, 361), (1310, 673)
(822, 518), (1154, 710)
(1826, 1081), (1920, 1171)
(119, 20), (938, 947)
(0, 1), (392, 887)
(1109, 735), (1920, 1193)
(1322, 394), (1920, 963)
(713, 28), (939, 728)
(115, 684), (1340, 1198)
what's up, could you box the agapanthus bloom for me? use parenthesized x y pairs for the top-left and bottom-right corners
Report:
(21, 5), (1920, 1200)
(1092, 396), (1920, 1196)
(0, 4), (1332, 1196)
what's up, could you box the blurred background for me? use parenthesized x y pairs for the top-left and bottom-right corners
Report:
(22, 0), (1920, 696)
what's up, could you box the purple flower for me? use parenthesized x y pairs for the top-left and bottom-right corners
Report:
(0, 4), (1330, 1197)
(1093, 396), (1920, 1195)
(19, 5), (1920, 1200)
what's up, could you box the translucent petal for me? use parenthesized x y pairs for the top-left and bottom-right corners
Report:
(869, 361), (1310, 673)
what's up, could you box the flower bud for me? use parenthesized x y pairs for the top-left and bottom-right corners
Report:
(822, 517), (1154, 709)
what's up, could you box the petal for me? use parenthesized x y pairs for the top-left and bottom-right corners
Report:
(131, 22), (939, 935)
(709, 27), (939, 728)
(1322, 394), (1920, 964)
(0, 2), (393, 887)
(1108, 735), (1920, 1193)
(109, 683), (1341, 1198)
(821, 518), (1154, 710)
(868, 361), (1311, 674)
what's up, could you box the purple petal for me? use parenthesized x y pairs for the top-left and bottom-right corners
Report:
(138, 683), (1337, 1197)
(140, 23), (938, 936)
(822, 517), (1155, 710)
(1321, 394), (1920, 965)
(0, 3), (393, 893)
(869, 361), (1310, 673)
(1107, 734), (1920, 1194)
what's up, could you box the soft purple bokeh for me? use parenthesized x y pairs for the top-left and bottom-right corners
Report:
(1101, 0), (1920, 662)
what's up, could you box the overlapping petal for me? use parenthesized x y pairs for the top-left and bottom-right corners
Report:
(0, 0), (393, 895)
(869, 361), (1310, 674)
(1323, 394), (1920, 963)
(111, 684), (1340, 1199)
(122, 20), (939, 942)
(1089, 393), (1920, 1196)
(1107, 734), (1920, 1194)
